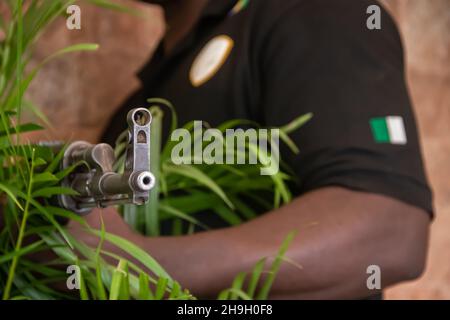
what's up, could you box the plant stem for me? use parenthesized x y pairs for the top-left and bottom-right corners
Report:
(3, 148), (34, 300)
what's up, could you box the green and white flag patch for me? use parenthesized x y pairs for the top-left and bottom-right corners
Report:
(370, 116), (407, 145)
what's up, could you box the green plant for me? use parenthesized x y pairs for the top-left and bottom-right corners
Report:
(218, 231), (297, 300)
(116, 99), (312, 236)
(0, 0), (309, 300)
(0, 0), (188, 301)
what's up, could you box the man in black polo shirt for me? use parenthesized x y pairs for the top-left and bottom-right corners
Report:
(72, 0), (433, 299)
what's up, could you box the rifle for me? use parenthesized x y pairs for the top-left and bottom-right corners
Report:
(56, 108), (155, 215)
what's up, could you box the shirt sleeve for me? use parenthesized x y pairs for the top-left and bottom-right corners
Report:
(258, 0), (433, 215)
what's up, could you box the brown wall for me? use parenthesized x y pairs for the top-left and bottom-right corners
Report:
(26, 0), (449, 299)
(25, 0), (164, 142)
(381, 0), (450, 299)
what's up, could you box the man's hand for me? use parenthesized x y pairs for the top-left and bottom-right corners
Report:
(66, 207), (145, 268)
(70, 187), (430, 299)
(67, 207), (136, 243)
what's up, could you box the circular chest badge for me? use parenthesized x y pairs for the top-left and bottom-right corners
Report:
(189, 35), (234, 87)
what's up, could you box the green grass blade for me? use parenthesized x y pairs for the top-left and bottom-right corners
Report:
(32, 172), (58, 183)
(121, 261), (130, 300)
(109, 259), (127, 300)
(163, 163), (234, 209)
(31, 186), (79, 198)
(90, 230), (172, 282)
(138, 272), (153, 300)
(159, 203), (208, 230)
(213, 204), (242, 226)
(256, 231), (296, 300)
(169, 281), (181, 299)
(280, 113), (313, 134)
(42, 43), (99, 65)
(154, 277), (168, 300)
(75, 260), (89, 300)
(0, 240), (44, 264)
(218, 288), (251, 301)
(229, 271), (246, 300)
(95, 262), (107, 300)
(246, 258), (266, 299)
(0, 182), (24, 210)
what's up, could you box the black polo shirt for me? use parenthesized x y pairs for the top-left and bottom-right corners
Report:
(103, 0), (433, 220)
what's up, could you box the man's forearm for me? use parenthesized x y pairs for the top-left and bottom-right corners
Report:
(130, 187), (430, 299)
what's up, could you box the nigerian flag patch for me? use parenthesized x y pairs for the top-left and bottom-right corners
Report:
(370, 116), (407, 145)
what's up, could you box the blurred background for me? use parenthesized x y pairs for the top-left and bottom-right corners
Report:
(21, 0), (450, 299)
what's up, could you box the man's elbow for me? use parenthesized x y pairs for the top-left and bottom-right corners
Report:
(397, 238), (428, 282)
(397, 246), (427, 282)
(385, 206), (430, 284)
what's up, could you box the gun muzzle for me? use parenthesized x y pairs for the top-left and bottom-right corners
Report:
(58, 108), (155, 215)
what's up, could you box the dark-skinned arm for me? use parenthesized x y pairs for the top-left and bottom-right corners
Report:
(68, 186), (430, 299)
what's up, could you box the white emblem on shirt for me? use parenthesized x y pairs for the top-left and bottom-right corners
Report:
(189, 35), (234, 87)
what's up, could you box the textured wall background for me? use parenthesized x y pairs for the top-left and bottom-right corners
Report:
(23, 0), (450, 299)
(23, 0), (164, 142)
(381, 0), (450, 299)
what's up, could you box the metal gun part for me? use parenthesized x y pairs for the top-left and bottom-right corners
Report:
(58, 108), (155, 215)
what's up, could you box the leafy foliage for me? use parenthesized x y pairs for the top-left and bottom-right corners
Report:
(0, 0), (188, 301)
(0, 0), (309, 300)
(116, 99), (312, 236)
(218, 231), (297, 300)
